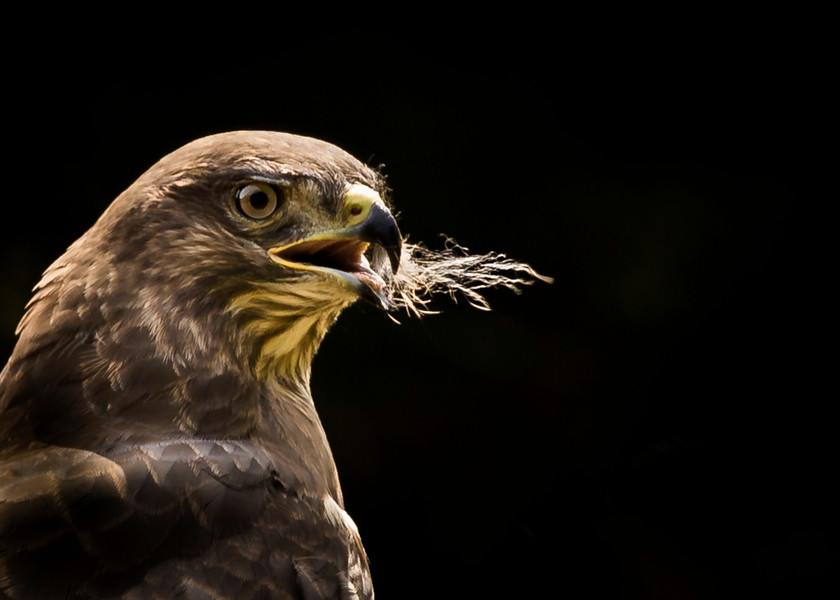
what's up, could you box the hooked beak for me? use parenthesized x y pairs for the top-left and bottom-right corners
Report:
(268, 185), (402, 309)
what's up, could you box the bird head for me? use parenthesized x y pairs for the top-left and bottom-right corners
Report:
(86, 131), (401, 383)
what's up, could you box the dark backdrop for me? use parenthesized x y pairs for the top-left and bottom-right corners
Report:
(2, 25), (834, 599)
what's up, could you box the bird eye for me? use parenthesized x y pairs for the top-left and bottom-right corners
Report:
(236, 183), (280, 219)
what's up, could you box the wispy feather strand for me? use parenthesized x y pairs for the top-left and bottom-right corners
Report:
(388, 237), (552, 318)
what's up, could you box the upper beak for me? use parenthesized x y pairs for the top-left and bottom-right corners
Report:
(345, 201), (402, 273)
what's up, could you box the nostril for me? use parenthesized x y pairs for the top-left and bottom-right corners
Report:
(348, 204), (363, 217)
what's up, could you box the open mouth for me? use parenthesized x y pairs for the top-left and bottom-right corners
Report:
(268, 238), (388, 305)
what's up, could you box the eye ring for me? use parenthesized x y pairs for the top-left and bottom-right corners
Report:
(236, 182), (280, 219)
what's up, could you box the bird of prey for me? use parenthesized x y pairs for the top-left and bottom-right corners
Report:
(0, 131), (545, 599)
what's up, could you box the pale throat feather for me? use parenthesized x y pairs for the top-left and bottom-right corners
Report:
(226, 279), (355, 386)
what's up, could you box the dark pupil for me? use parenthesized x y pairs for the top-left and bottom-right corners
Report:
(248, 191), (269, 210)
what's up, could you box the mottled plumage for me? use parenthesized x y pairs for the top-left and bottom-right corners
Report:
(1, 132), (399, 599)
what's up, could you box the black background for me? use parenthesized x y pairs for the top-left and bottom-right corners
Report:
(2, 19), (835, 599)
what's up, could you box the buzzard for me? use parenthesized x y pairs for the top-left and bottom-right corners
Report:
(0, 131), (545, 599)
